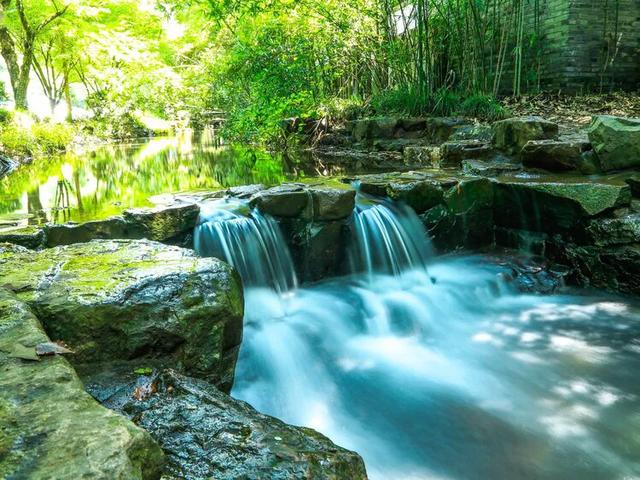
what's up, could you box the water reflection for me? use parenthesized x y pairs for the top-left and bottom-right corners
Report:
(0, 134), (354, 230)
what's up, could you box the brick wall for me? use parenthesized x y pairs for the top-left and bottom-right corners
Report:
(498, 0), (639, 93)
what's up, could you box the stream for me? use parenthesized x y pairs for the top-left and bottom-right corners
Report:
(196, 194), (640, 480)
(3, 137), (640, 479)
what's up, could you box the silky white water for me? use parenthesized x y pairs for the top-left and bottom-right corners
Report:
(195, 196), (640, 480)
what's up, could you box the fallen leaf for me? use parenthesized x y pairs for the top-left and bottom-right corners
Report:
(132, 381), (158, 401)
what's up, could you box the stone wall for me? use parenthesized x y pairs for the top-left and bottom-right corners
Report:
(499, 0), (640, 93)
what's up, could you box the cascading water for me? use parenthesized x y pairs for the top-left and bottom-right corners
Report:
(196, 193), (640, 480)
(194, 198), (297, 293)
(348, 192), (432, 276)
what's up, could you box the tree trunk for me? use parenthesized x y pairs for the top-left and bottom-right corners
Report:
(49, 97), (57, 116)
(64, 77), (72, 122)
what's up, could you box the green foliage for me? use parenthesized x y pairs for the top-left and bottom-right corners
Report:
(0, 108), (13, 124)
(0, 118), (75, 158)
(371, 86), (431, 116)
(459, 94), (509, 120)
(31, 123), (75, 154)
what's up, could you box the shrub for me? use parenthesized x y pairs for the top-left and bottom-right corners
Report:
(0, 123), (37, 157)
(0, 108), (13, 124)
(31, 122), (75, 154)
(371, 86), (431, 116)
(459, 94), (508, 120)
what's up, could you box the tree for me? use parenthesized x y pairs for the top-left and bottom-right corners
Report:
(0, 0), (69, 110)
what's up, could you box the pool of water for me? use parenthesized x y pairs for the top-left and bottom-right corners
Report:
(0, 134), (356, 231)
(233, 260), (640, 480)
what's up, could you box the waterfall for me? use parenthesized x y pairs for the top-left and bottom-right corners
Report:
(194, 192), (640, 480)
(348, 193), (432, 276)
(194, 198), (297, 293)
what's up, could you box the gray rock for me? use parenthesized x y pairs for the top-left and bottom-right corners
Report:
(440, 140), (493, 168)
(0, 239), (244, 391)
(0, 225), (45, 249)
(387, 180), (444, 214)
(403, 145), (439, 167)
(461, 159), (520, 177)
(521, 139), (593, 172)
(627, 174), (640, 197)
(492, 116), (559, 154)
(424, 117), (469, 143)
(588, 115), (640, 171)
(399, 117), (427, 132)
(450, 124), (493, 142)
(250, 184), (309, 217)
(83, 368), (368, 480)
(581, 214), (640, 246)
(494, 180), (631, 232)
(0, 289), (164, 480)
(304, 187), (356, 221)
(45, 216), (137, 247)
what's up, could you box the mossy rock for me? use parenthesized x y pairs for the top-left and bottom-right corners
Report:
(588, 116), (640, 171)
(0, 289), (164, 479)
(492, 116), (558, 154)
(494, 180), (631, 232)
(0, 239), (243, 391)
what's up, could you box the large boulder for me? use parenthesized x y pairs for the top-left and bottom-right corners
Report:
(494, 180), (631, 232)
(0, 240), (243, 391)
(588, 115), (640, 171)
(442, 178), (495, 247)
(521, 139), (594, 172)
(0, 289), (164, 479)
(492, 116), (559, 154)
(84, 368), (368, 480)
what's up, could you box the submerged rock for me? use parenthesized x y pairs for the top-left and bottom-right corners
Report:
(83, 367), (368, 480)
(492, 116), (559, 154)
(0, 239), (243, 391)
(0, 289), (164, 479)
(588, 115), (640, 171)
